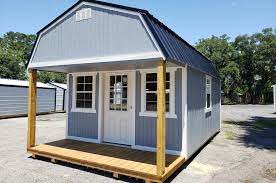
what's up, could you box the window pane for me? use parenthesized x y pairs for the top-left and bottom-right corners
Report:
(146, 73), (157, 82)
(146, 83), (157, 91)
(85, 76), (92, 83)
(122, 99), (127, 111)
(77, 84), (84, 91)
(166, 102), (170, 112)
(146, 93), (157, 102)
(146, 102), (157, 111)
(85, 100), (92, 108)
(122, 75), (127, 86)
(166, 73), (170, 82)
(110, 89), (114, 99)
(77, 93), (84, 100)
(166, 93), (170, 102)
(207, 94), (211, 108)
(85, 84), (92, 91)
(77, 76), (84, 83)
(115, 104), (121, 111)
(85, 93), (92, 100)
(76, 100), (84, 108)
(110, 76), (115, 87)
(122, 87), (127, 98)
(166, 82), (170, 89)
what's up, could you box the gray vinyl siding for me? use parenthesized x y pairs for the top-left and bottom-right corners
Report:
(186, 66), (220, 158)
(32, 4), (158, 63)
(67, 74), (98, 139)
(0, 86), (55, 117)
(135, 68), (182, 151)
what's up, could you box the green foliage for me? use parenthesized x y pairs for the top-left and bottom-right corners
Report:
(196, 28), (276, 104)
(0, 31), (66, 84)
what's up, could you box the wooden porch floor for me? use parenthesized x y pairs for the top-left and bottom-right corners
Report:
(27, 139), (185, 182)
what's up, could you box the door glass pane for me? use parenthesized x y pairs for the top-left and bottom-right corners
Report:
(110, 76), (115, 87)
(122, 99), (127, 111)
(110, 99), (115, 110)
(85, 76), (92, 83)
(122, 75), (127, 86)
(122, 87), (127, 99)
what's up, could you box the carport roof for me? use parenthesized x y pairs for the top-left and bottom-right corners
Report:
(30, 0), (220, 79)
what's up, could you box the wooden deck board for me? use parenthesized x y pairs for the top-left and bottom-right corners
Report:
(28, 139), (185, 182)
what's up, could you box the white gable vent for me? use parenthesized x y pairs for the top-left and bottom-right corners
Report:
(76, 8), (92, 21)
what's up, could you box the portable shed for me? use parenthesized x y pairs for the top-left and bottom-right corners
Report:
(47, 82), (67, 112)
(26, 1), (221, 182)
(0, 78), (56, 118)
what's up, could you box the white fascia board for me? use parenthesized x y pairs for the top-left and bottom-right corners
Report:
(28, 52), (163, 69)
(28, 1), (166, 69)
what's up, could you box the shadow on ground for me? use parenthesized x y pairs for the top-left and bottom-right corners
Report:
(223, 116), (276, 150)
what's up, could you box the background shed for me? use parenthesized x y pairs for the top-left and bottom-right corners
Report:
(0, 78), (56, 118)
(273, 85), (276, 113)
(47, 82), (67, 112)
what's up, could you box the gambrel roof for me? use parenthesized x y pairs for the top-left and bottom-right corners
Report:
(30, 0), (219, 78)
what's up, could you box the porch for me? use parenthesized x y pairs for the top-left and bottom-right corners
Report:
(28, 139), (185, 182)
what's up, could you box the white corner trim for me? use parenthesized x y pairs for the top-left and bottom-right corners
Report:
(98, 72), (103, 143)
(131, 71), (136, 146)
(132, 145), (182, 156)
(139, 67), (178, 119)
(65, 74), (70, 138)
(28, 52), (163, 69)
(71, 72), (97, 113)
(181, 66), (188, 158)
(67, 136), (99, 144)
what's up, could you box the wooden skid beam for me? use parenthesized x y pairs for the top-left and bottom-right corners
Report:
(27, 70), (37, 149)
(156, 60), (166, 176)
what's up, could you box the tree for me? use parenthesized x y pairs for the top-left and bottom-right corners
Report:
(0, 31), (66, 83)
(196, 35), (241, 101)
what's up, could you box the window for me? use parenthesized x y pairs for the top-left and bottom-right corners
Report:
(145, 73), (170, 112)
(109, 75), (128, 111)
(206, 75), (212, 112)
(72, 73), (96, 113)
(139, 68), (177, 118)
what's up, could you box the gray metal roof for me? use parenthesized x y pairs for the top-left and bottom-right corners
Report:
(31, 0), (220, 78)
(0, 78), (55, 89)
(143, 14), (220, 78)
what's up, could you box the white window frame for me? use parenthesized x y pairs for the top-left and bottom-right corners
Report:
(205, 75), (212, 113)
(71, 72), (97, 113)
(139, 68), (177, 119)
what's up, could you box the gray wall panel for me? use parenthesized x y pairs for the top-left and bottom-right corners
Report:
(135, 68), (182, 151)
(32, 5), (158, 63)
(67, 74), (98, 139)
(186, 66), (220, 157)
(0, 86), (55, 117)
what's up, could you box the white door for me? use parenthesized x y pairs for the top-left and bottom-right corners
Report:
(103, 72), (133, 145)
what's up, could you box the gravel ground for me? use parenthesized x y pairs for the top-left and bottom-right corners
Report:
(0, 105), (275, 183)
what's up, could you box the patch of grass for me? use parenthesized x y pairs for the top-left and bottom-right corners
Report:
(224, 130), (236, 140)
(254, 120), (276, 129)
(264, 168), (276, 180)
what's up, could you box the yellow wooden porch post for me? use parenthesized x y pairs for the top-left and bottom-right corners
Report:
(27, 69), (37, 149)
(156, 60), (166, 176)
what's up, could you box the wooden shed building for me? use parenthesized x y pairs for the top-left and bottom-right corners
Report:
(26, 1), (221, 182)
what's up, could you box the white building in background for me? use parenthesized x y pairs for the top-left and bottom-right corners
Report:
(47, 82), (67, 112)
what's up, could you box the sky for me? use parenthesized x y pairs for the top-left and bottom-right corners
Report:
(0, 0), (275, 45)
